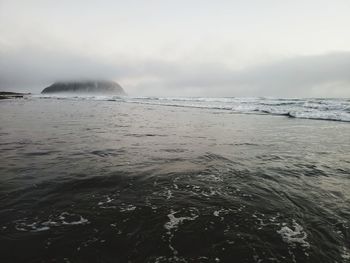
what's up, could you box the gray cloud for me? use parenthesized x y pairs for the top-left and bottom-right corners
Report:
(1, 47), (350, 97)
(1, 1), (350, 97)
(155, 52), (350, 97)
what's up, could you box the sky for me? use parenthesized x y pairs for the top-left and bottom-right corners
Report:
(0, 0), (350, 97)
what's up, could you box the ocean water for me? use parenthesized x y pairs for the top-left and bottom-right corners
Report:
(35, 95), (350, 122)
(0, 96), (349, 262)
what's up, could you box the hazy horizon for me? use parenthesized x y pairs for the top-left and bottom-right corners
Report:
(1, 0), (350, 97)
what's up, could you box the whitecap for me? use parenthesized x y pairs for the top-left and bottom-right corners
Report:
(120, 204), (136, 212)
(164, 210), (198, 232)
(277, 220), (310, 248)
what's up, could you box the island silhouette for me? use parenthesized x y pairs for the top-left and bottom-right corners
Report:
(41, 80), (126, 95)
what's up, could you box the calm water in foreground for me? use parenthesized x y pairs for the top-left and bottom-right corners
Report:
(0, 97), (349, 263)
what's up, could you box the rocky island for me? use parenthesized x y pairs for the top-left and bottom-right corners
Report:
(41, 81), (126, 95)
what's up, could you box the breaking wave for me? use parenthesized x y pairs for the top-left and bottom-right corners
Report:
(36, 95), (350, 122)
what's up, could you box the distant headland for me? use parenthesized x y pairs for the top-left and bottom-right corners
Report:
(0, 91), (31, 100)
(41, 80), (126, 95)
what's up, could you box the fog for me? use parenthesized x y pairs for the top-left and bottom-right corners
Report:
(1, 0), (350, 97)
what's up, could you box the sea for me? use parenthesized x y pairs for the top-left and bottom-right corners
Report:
(0, 95), (349, 263)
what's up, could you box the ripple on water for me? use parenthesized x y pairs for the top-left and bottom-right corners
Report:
(342, 246), (350, 261)
(14, 212), (89, 232)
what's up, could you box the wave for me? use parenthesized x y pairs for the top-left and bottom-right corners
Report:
(126, 97), (350, 122)
(34, 94), (350, 122)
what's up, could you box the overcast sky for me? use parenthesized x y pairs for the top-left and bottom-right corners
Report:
(1, 0), (350, 97)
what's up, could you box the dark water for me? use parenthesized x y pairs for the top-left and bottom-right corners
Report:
(0, 98), (349, 263)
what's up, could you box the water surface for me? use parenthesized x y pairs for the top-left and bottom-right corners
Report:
(0, 97), (349, 262)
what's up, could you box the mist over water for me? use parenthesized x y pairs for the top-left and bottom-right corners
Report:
(0, 97), (349, 262)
